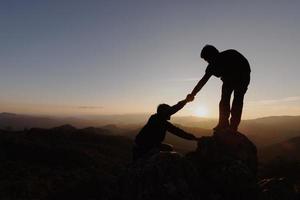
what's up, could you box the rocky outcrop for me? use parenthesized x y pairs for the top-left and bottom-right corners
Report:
(189, 130), (257, 173)
(186, 130), (258, 200)
(119, 130), (297, 200)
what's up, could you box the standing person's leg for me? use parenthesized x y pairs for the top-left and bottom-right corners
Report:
(216, 82), (234, 130)
(230, 80), (249, 131)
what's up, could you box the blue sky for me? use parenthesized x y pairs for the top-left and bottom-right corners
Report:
(0, 0), (300, 118)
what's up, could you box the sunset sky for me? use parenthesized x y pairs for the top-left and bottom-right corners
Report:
(1, 0), (300, 118)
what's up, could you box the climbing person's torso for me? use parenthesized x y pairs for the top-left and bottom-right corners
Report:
(135, 114), (168, 148)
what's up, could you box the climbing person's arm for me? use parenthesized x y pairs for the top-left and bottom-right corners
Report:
(168, 100), (187, 116)
(166, 122), (196, 140)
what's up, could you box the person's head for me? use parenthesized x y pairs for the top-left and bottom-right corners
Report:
(200, 45), (219, 63)
(157, 104), (171, 120)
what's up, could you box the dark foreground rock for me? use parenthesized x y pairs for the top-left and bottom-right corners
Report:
(119, 130), (298, 200)
(259, 178), (297, 200)
(186, 130), (258, 200)
(119, 152), (200, 200)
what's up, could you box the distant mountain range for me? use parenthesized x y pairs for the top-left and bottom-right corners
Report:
(1, 112), (300, 149)
(260, 136), (300, 161)
(0, 112), (151, 130)
(239, 116), (300, 148)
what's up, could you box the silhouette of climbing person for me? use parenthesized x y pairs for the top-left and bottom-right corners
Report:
(187, 45), (251, 131)
(133, 99), (196, 161)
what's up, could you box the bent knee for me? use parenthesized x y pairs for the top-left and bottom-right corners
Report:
(160, 143), (173, 151)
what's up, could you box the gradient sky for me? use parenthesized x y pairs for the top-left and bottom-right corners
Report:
(0, 0), (300, 118)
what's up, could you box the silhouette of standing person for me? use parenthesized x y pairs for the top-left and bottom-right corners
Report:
(133, 99), (196, 161)
(187, 45), (251, 131)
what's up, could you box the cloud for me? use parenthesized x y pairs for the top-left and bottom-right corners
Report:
(77, 106), (103, 110)
(249, 96), (300, 105)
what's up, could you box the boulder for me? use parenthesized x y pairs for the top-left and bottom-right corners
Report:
(186, 130), (258, 200)
(187, 130), (257, 174)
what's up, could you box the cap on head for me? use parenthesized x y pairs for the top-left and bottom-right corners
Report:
(157, 104), (171, 116)
(200, 45), (219, 61)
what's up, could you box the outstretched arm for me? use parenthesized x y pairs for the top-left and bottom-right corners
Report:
(190, 73), (211, 96)
(166, 122), (196, 140)
(167, 100), (187, 116)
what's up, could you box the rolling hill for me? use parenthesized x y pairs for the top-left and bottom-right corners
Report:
(1, 113), (300, 149)
(0, 125), (132, 199)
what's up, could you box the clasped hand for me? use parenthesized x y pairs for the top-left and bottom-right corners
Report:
(185, 94), (195, 102)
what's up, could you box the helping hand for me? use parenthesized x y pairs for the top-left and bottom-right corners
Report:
(186, 94), (195, 102)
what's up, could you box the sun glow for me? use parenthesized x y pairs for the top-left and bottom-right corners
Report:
(193, 106), (209, 117)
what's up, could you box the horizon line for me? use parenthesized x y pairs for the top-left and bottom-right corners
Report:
(1, 111), (300, 121)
